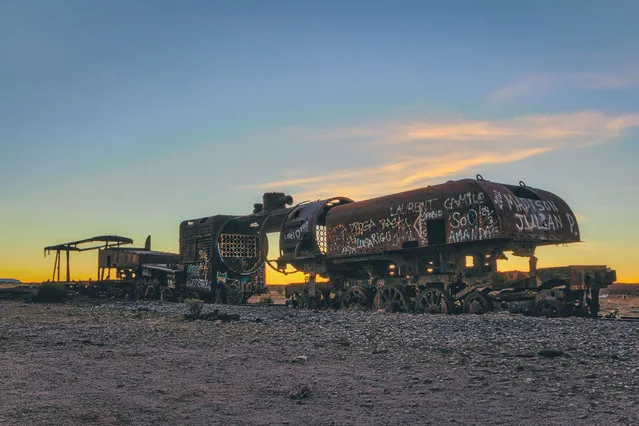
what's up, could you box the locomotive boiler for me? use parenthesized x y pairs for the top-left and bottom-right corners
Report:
(274, 176), (615, 317)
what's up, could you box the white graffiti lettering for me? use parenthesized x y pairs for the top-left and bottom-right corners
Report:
(389, 199), (437, 217)
(503, 193), (560, 214)
(566, 213), (578, 236)
(186, 278), (211, 290)
(444, 192), (485, 210)
(448, 225), (500, 243)
(493, 190), (504, 210)
(514, 213), (565, 232)
(349, 219), (377, 235)
(283, 221), (309, 240)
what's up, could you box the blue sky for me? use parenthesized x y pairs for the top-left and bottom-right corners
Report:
(1, 0), (638, 281)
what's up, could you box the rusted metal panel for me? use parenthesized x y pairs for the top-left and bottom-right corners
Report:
(98, 249), (179, 269)
(476, 180), (580, 243)
(325, 179), (497, 256)
(325, 178), (580, 258)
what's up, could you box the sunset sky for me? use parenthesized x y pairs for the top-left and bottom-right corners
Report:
(1, 1), (638, 283)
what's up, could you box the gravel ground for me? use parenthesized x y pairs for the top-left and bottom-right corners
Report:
(0, 300), (638, 425)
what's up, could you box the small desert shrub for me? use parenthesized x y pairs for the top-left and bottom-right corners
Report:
(184, 298), (204, 318)
(33, 283), (67, 303)
(259, 295), (273, 304)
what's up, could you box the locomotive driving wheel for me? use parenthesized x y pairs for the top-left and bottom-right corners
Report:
(533, 297), (564, 317)
(134, 278), (159, 301)
(375, 286), (411, 313)
(308, 289), (332, 309)
(341, 286), (372, 310)
(224, 281), (243, 305)
(415, 288), (453, 314)
(462, 291), (491, 314)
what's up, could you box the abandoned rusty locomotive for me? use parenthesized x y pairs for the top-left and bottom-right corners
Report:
(271, 176), (615, 317)
(176, 175), (614, 316)
(59, 176), (614, 316)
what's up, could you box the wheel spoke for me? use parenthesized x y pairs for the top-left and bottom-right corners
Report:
(416, 288), (451, 314)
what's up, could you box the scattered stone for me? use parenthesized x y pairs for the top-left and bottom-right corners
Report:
(5, 300), (636, 425)
(288, 383), (313, 400)
(538, 348), (565, 358)
(336, 336), (351, 346)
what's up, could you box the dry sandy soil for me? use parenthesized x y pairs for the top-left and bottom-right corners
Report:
(1, 297), (638, 426)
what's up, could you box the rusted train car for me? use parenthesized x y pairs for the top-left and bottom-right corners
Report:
(98, 240), (181, 300)
(178, 192), (293, 303)
(275, 176), (615, 317)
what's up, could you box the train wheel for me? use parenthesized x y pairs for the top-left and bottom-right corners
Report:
(375, 286), (411, 313)
(160, 287), (173, 302)
(305, 289), (325, 309)
(134, 279), (147, 300)
(145, 279), (161, 300)
(463, 291), (491, 314)
(533, 297), (564, 317)
(226, 282), (243, 305)
(341, 286), (372, 310)
(415, 288), (452, 314)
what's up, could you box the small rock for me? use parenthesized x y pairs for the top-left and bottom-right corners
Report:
(288, 383), (313, 400)
(538, 348), (564, 358)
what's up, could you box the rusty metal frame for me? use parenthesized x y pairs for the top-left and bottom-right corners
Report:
(44, 235), (133, 282)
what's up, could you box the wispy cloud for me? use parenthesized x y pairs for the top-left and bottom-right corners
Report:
(490, 70), (639, 101)
(251, 111), (639, 201)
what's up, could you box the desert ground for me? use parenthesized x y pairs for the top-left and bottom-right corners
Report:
(1, 286), (638, 425)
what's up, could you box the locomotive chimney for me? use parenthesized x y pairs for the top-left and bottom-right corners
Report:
(262, 192), (294, 211)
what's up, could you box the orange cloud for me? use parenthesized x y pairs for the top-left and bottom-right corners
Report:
(251, 111), (639, 201)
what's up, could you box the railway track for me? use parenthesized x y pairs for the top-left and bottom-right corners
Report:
(599, 316), (639, 322)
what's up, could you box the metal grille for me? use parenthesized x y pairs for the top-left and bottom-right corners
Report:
(316, 225), (327, 255)
(219, 234), (258, 258)
(218, 233), (261, 273)
(197, 224), (213, 237)
(220, 234), (257, 257)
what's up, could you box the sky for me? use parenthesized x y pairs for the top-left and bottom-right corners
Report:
(1, 0), (638, 283)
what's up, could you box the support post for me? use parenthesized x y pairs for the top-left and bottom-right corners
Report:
(308, 272), (317, 307)
(66, 249), (70, 282)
